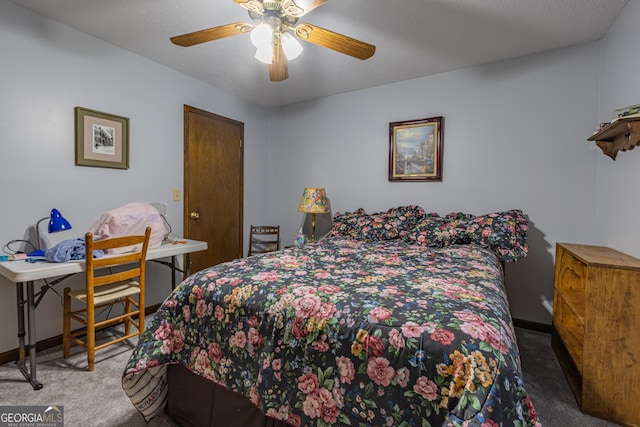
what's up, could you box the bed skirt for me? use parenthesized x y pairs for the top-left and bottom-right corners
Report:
(166, 364), (290, 427)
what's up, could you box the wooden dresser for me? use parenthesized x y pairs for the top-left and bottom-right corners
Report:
(552, 243), (640, 427)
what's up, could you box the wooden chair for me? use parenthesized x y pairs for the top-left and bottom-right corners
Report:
(248, 225), (280, 256)
(63, 227), (151, 371)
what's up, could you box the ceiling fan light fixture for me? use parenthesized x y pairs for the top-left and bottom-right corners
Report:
(250, 23), (272, 49)
(170, 0), (374, 82)
(281, 32), (303, 60)
(254, 45), (273, 64)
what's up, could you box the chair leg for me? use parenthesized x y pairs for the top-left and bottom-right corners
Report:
(86, 301), (95, 372)
(63, 288), (71, 359)
(138, 295), (144, 335)
(124, 298), (131, 336)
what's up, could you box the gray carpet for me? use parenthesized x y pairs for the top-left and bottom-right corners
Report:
(0, 327), (620, 426)
(0, 329), (176, 427)
(515, 328), (619, 427)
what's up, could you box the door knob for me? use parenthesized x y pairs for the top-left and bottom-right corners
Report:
(190, 211), (200, 220)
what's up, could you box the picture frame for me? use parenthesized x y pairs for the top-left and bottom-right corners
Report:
(75, 107), (129, 169)
(389, 116), (443, 182)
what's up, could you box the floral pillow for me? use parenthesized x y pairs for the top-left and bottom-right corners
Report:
(443, 212), (475, 221)
(326, 209), (367, 239)
(328, 207), (528, 262)
(462, 210), (528, 262)
(359, 213), (400, 241)
(360, 205), (429, 241)
(383, 205), (430, 239)
(329, 210), (401, 241)
(327, 205), (429, 241)
(403, 209), (529, 262)
(404, 214), (467, 247)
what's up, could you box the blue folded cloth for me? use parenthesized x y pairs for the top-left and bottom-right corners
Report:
(45, 238), (104, 263)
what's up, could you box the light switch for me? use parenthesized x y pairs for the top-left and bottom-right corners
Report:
(172, 189), (181, 201)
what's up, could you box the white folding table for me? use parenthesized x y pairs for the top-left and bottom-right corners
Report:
(0, 238), (207, 390)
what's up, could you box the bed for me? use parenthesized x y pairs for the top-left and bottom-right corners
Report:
(122, 206), (540, 426)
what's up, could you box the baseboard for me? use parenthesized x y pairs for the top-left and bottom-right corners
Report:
(0, 303), (162, 366)
(513, 318), (552, 334)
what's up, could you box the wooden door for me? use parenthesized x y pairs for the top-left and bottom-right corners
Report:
(184, 105), (243, 273)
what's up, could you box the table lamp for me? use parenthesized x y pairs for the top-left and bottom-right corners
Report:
(297, 188), (329, 243)
(35, 208), (73, 250)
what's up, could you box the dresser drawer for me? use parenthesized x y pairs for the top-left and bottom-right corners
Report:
(553, 293), (584, 374)
(556, 249), (586, 295)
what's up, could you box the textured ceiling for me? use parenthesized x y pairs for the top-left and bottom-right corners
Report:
(9, 0), (627, 107)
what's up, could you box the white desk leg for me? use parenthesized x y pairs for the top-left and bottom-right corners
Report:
(16, 281), (43, 390)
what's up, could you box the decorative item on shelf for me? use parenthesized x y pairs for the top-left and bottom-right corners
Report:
(33, 208), (73, 253)
(297, 188), (329, 243)
(611, 103), (640, 121)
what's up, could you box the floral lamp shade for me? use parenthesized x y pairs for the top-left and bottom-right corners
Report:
(297, 188), (329, 243)
(297, 188), (329, 214)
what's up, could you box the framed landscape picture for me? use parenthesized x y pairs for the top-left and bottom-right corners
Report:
(75, 107), (129, 169)
(389, 116), (443, 182)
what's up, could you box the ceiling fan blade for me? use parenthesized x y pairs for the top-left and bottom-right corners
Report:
(233, 0), (265, 14)
(269, 43), (289, 82)
(170, 22), (252, 47)
(282, 0), (328, 18)
(294, 23), (375, 60)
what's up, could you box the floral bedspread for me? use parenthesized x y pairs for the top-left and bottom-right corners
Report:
(122, 238), (540, 427)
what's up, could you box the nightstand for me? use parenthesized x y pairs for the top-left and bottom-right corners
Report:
(552, 243), (640, 427)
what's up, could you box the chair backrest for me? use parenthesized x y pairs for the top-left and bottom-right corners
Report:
(85, 227), (152, 292)
(248, 225), (280, 256)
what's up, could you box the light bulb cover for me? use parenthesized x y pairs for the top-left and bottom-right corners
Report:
(254, 45), (273, 64)
(282, 32), (303, 60)
(250, 23), (272, 49)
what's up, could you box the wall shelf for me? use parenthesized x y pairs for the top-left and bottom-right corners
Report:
(588, 117), (640, 160)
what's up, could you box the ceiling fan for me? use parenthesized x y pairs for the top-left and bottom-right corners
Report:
(170, 0), (376, 82)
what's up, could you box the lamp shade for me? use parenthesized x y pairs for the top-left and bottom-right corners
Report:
(254, 45), (273, 64)
(48, 208), (72, 233)
(297, 188), (329, 214)
(250, 23), (272, 49)
(282, 32), (303, 60)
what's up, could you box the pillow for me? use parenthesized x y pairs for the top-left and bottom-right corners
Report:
(326, 209), (367, 239)
(460, 210), (529, 262)
(443, 212), (475, 221)
(327, 205), (429, 241)
(403, 209), (529, 262)
(359, 213), (400, 241)
(383, 205), (429, 239)
(329, 210), (401, 241)
(403, 215), (463, 247)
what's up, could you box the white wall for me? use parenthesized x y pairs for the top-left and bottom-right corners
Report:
(0, 1), (269, 353)
(596, 0), (640, 257)
(267, 43), (601, 325)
